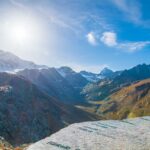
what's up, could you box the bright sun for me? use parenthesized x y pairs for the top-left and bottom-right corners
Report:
(1, 12), (44, 58)
(3, 15), (39, 45)
(10, 24), (29, 42)
(9, 22), (33, 44)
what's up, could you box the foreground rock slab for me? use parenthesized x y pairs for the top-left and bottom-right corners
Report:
(27, 116), (150, 150)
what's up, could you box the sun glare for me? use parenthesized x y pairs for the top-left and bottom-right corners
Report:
(10, 24), (29, 42)
(3, 15), (40, 45)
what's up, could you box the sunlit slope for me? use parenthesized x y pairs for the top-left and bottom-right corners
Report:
(97, 79), (150, 119)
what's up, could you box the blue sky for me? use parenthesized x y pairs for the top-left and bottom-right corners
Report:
(0, 0), (150, 73)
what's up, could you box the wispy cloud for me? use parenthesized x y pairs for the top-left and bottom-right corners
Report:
(117, 41), (150, 52)
(9, 0), (26, 8)
(86, 32), (97, 45)
(8, 1), (150, 53)
(10, 0), (114, 40)
(110, 0), (150, 28)
(110, 0), (142, 24)
(46, 14), (77, 33)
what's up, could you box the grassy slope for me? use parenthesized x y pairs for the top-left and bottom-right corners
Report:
(96, 79), (150, 119)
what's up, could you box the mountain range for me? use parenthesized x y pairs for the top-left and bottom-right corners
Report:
(0, 50), (149, 147)
(82, 64), (150, 101)
(80, 68), (122, 82)
(0, 50), (47, 72)
(17, 68), (84, 104)
(57, 66), (88, 91)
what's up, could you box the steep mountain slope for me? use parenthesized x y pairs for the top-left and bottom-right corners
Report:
(0, 73), (100, 146)
(80, 71), (99, 82)
(57, 66), (88, 91)
(82, 78), (111, 101)
(17, 68), (84, 104)
(99, 67), (114, 78)
(113, 64), (150, 85)
(0, 137), (27, 150)
(82, 64), (150, 101)
(0, 50), (46, 72)
(27, 116), (150, 150)
(0, 137), (14, 150)
(96, 79), (150, 119)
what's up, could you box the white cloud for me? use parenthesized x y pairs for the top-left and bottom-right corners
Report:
(86, 32), (97, 45)
(100, 32), (117, 47)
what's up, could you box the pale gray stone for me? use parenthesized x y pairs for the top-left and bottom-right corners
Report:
(27, 116), (150, 150)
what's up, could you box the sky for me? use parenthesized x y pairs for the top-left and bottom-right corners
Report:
(0, 0), (150, 73)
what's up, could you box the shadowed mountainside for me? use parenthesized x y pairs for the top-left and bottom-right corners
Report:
(17, 68), (85, 104)
(0, 72), (100, 146)
(57, 66), (88, 91)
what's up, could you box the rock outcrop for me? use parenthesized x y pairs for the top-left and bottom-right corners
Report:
(27, 116), (150, 150)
